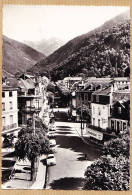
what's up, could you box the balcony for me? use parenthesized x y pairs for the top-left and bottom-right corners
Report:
(21, 106), (42, 113)
(2, 123), (17, 132)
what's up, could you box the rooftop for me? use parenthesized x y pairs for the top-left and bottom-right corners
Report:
(64, 77), (82, 81)
(84, 80), (112, 90)
(114, 99), (130, 108)
(93, 86), (112, 95)
(2, 84), (18, 91)
(6, 78), (35, 90)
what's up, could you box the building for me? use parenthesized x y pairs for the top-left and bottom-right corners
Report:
(2, 85), (20, 135)
(19, 73), (36, 82)
(113, 77), (130, 90)
(109, 99), (130, 133)
(6, 78), (43, 125)
(113, 89), (130, 103)
(17, 79), (42, 125)
(91, 86), (113, 130)
(75, 78), (112, 122)
(63, 77), (82, 90)
(90, 77), (130, 131)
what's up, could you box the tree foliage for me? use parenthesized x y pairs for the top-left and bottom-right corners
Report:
(51, 20), (130, 80)
(84, 129), (130, 190)
(15, 117), (50, 180)
(77, 105), (90, 121)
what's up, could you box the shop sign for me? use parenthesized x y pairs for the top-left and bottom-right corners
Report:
(86, 128), (103, 140)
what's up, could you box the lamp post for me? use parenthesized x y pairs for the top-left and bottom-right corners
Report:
(31, 105), (36, 136)
(81, 93), (84, 137)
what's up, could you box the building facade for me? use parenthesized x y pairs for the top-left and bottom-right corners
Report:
(109, 100), (130, 133)
(2, 85), (19, 135)
(91, 87), (112, 130)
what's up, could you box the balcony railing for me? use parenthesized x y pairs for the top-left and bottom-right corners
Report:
(21, 106), (42, 113)
(2, 123), (17, 132)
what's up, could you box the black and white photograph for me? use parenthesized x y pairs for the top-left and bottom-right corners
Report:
(1, 5), (130, 190)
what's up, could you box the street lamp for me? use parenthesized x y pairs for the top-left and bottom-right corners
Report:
(49, 110), (55, 124)
(81, 93), (84, 137)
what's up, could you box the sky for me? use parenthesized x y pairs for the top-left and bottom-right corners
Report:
(2, 5), (130, 43)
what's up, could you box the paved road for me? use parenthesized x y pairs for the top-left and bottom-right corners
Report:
(46, 121), (102, 190)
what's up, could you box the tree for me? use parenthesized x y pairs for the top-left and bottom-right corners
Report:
(103, 129), (129, 158)
(84, 129), (130, 190)
(84, 155), (129, 190)
(77, 105), (91, 122)
(15, 117), (50, 180)
(124, 67), (130, 77)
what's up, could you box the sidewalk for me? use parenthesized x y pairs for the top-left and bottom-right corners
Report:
(2, 155), (47, 189)
(30, 155), (47, 189)
(2, 159), (33, 189)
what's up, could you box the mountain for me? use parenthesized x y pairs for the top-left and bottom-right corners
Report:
(2, 35), (46, 77)
(28, 10), (130, 80)
(23, 37), (66, 56)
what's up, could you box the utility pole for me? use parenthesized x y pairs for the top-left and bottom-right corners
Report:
(81, 93), (83, 137)
(32, 112), (35, 136)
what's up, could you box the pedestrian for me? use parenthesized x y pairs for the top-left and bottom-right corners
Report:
(84, 153), (87, 160)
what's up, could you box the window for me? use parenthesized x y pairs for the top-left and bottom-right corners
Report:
(98, 107), (101, 115)
(2, 92), (5, 98)
(9, 91), (12, 97)
(78, 94), (81, 100)
(35, 99), (39, 109)
(81, 94), (84, 101)
(84, 94), (87, 101)
(2, 117), (6, 126)
(98, 119), (100, 127)
(10, 102), (13, 109)
(93, 118), (95, 126)
(26, 101), (31, 107)
(96, 95), (99, 102)
(10, 115), (13, 124)
(89, 84), (93, 90)
(2, 103), (5, 111)
(91, 95), (93, 102)
(118, 107), (122, 114)
(93, 106), (95, 114)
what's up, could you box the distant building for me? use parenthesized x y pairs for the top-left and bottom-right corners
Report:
(19, 73), (36, 82)
(91, 86), (113, 130)
(109, 99), (130, 133)
(2, 85), (20, 135)
(113, 89), (130, 103)
(63, 77), (82, 89)
(75, 78), (112, 122)
(113, 77), (130, 90)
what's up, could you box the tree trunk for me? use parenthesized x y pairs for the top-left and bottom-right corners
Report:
(31, 160), (34, 181)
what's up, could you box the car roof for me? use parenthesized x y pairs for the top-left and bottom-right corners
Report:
(48, 154), (54, 157)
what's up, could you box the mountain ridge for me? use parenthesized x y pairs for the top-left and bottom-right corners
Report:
(28, 10), (130, 79)
(2, 35), (46, 77)
(23, 37), (66, 56)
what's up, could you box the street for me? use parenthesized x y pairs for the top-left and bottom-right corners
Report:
(46, 121), (102, 190)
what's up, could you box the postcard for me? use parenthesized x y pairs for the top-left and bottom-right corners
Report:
(1, 2), (131, 194)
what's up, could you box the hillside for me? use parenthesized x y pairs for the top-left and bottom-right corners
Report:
(23, 37), (66, 56)
(29, 11), (130, 80)
(2, 35), (45, 76)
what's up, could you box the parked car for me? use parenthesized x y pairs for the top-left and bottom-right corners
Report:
(49, 139), (56, 147)
(47, 154), (56, 166)
(50, 146), (57, 153)
(47, 132), (55, 138)
(49, 124), (56, 131)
